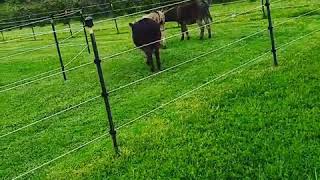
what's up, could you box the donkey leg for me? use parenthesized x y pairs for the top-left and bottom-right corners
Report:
(180, 24), (185, 41)
(186, 26), (190, 40)
(197, 20), (205, 40)
(145, 48), (155, 72)
(205, 18), (212, 39)
(155, 48), (162, 71)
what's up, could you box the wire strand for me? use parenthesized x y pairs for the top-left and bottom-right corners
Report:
(65, 46), (89, 67)
(0, 96), (100, 139)
(0, 29), (82, 61)
(12, 132), (107, 180)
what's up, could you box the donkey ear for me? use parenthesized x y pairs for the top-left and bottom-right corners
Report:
(129, 23), (133, 28)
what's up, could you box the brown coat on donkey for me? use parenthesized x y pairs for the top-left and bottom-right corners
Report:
(165, 0), (213, 40)
(143, 11), (166, 48)
(129, 18), (162, 72)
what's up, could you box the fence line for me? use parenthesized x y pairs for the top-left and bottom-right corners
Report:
(274, 7), (320, 26)
(109, 30), (266, 93)
(96, 0), (192, 24)
(12, 132), (107, 180)
(100, 5), (266, 61)
(0, 25), (264, 139)
(65, 46), (89, 67)
(0, 29), (82, 61)
(0, 0), (290, 93)
(0, 12), (265, 141)
(13, 27), (320, 178)
(0, 0), (313, 93)
(0, 0), (133, 23)
(0, 1), (262, 93)
(10, 50), (269, 180)
(0, 68), (61, 90)
(0, 96), (100, 139)
(0, 46), (88, 90)
(116, 29), (320, 130)
(0, 17), (50, 33)
(0, 27), (82, 45)
(87, 0), (181, 17)
(115, 51), (270, 130)
(272, 3), (320, 10)
(0, 58), (92, 94)
(104, 2), (318, 94)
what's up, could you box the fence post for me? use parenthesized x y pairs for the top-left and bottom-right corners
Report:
(80, 10), (91, 54)
(29, 15), (36, 40)
(109, 0), (120, 34)
(31, 26), (36, 40)
(85, 16), (120, 155)
(265, 0), (278, 66)
(68, 22), (73, 37)
(261, 0), (266, 18)
(1, 31), (4, 41)
(51, 17), (67, 80)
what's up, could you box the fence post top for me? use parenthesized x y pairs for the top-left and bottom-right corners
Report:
(85, 17), (94, 28)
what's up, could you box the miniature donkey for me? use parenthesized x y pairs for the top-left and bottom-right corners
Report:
(165, 0), (213, 40)
(129, 18), (162, 72)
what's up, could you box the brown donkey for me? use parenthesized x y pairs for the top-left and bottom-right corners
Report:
(129, 18), (162, 72)
(165, 0), (213, 40)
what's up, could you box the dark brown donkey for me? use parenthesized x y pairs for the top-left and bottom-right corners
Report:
(129, 18), (162, 72)
(165, 0), (213, 40)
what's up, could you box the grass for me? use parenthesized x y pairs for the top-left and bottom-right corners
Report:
(0, 0), (320, 179)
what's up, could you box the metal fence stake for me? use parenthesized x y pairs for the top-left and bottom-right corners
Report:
(261, 0), (266, 18)
(31, 26), (36, 40)
(109, 1), (120, 34)
(265, 0), (278, 66)
(68, 22), (73, 37)
(80, 10), (91, 54)
(85, 16), (120, 155)
(51, 17), (67, 80)
(1, 31), (4, 41)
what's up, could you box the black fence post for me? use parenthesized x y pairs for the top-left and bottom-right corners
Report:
(51, 17), (67, 80)
(109, 1), (120, 34)
(85, 16), (120, 155)
(265, 0), (278, 66)
(261, 0), (266, 18)
(31, 26), (36, 40)
(80, 10), (91, 54)
(29, 15), (36, 41)
(68, 22), (73, 37)
(1, 31), (4, 41)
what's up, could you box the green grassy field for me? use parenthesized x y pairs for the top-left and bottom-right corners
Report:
(0, 0), (320, 179)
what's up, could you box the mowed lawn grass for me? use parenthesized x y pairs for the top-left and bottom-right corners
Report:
(0, 0), (319, 179)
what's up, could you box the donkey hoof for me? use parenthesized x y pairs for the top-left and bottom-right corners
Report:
(209, 35), (212, 39)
